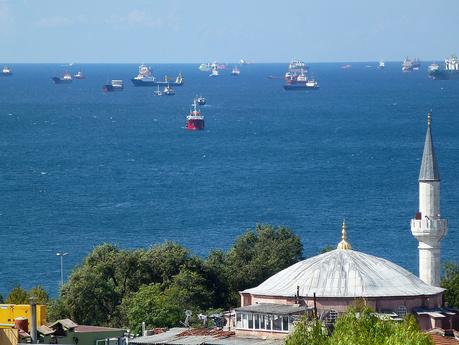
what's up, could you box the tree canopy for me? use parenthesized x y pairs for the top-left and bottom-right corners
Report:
(441, 261), (459, 308)
(49, 224), (303, 329)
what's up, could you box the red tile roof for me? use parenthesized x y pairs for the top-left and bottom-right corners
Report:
(431, 334), (459, 345)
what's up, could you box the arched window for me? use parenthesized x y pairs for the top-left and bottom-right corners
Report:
(396, 305), (407, 318)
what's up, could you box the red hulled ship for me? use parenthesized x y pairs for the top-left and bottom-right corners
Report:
(186, 100), (205, 131)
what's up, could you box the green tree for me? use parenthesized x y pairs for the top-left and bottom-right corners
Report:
(224, 224), (303, 305)
(123, 284), (182, 334)
(167, 269), (215, 311)
(57, 242), (198, 327)
(441, 261), (459, 308)
(6, 286), (29, 304)
(29, 285), (50, 304)
(286, 308), (433, 345)
(285, 317), (329, 345)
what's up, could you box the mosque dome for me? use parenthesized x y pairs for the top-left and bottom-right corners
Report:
(243, 248), (444, 298)
(243, 221), (444, 299)
(243, 249), (444, 298)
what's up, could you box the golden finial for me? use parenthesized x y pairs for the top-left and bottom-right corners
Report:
(427, 112), (431, 127)
(337, 219), (352, 250)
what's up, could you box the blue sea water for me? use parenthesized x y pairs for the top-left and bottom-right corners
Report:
(0, 63), (458, 297)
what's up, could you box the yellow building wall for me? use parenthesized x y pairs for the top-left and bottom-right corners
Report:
(0, 304), (46, 329)
(0, 328), (19, 345)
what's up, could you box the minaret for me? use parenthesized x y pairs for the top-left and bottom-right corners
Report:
(411, 113), (448, 287)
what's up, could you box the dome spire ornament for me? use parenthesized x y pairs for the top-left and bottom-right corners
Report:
(337, 219), (352, 250)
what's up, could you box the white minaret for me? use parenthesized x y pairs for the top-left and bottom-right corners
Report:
(411, 113), (448, 287)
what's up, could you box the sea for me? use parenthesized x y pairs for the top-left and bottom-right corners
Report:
(0, 63), (458, 297)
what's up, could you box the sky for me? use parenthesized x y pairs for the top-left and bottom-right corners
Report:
(0, 0), (458, 63)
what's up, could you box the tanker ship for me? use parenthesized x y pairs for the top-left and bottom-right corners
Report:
(131, 64), (184, 86)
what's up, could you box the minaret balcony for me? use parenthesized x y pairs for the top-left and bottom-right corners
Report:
(411, 219), (448, 239)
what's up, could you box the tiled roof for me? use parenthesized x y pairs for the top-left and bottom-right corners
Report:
(430, 334), (459, 345)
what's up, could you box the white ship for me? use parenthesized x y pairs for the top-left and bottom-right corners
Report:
(2, 66), (12, 76)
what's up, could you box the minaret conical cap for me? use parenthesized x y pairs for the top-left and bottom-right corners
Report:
(419, 112), (440, 182)
(337, 219), (352, 250)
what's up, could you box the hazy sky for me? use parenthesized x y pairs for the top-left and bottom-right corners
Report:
(1, 0), (458, 63)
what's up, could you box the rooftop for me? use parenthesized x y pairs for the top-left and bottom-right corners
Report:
(130, 328), (284, 345)
(235, 303), (311, 315)
(242, 249), (444, 298)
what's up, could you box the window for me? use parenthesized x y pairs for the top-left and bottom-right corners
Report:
(282, 316), (289, 331)
(273, 315), (282, 331)
(248, 314), (254, 329)
(266, 315), (272, 330)
(397, 305), (407, 318)
(254, 314), (260, 329)
(242, 313), (248, 328)
(236, 313), (241, 328)
(260, 315), (265, 329)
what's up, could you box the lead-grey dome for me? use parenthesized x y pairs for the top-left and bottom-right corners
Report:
(242, 249), (444, 298)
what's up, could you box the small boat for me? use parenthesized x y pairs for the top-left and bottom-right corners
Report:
(102, 80), (123, 92)
(74, 71), (86, 79)
(209, 67), (219, 77)
(231, 66), (240, 76)
(153, 85), (163, 96)
(164, 84), (175, 96)
(195, 96), (206, 105)
(2, 66), (12, 76)
(186, 100), (205, 131)
(240, 59), (248, 65)
(52, 71), (73, 84)
(378, 60), (385, 69)
(341, 64), (352, 69)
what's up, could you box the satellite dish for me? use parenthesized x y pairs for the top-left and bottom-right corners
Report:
(185, 310), (192, 317)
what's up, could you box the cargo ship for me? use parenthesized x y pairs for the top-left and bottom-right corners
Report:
(102, 80), (123, 92)
(402, 57), (421, 72)
(186, 100), (205, 131)
(284, 78), (319, 90)
(428, 55), (459, 80)
(131, 64), (184, 86)
(2, 66), (12, 76)
(52, 72), (73, 84)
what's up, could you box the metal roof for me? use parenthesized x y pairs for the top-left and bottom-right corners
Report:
(242, 249), (444, 298)
(130, 328), (284, 345)
(235, 303), (311, 315)
(419, 124), (440, 182)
